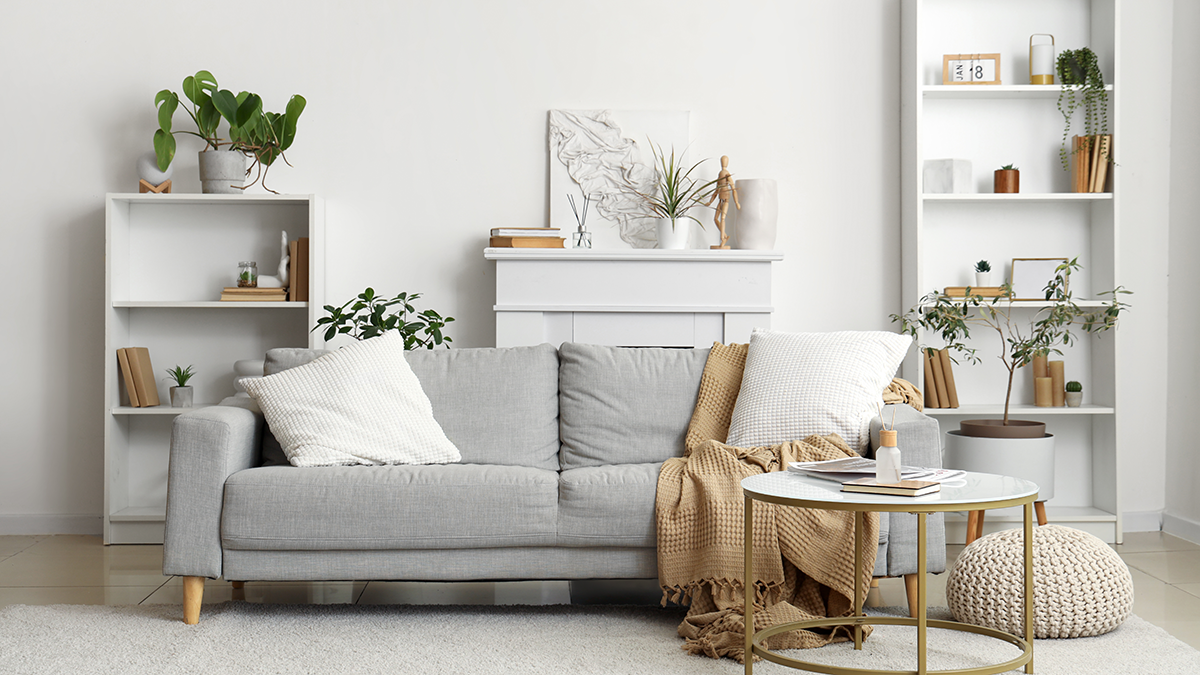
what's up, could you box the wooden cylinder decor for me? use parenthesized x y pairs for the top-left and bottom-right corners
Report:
(1035, 377), (1054, 407)
(1033, 354), (1049, 379)
(1050, 360), (1065, 407)
(994, 169), (1020, 194)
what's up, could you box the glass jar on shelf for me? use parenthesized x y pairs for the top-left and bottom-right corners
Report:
(237, 261), (258, 288)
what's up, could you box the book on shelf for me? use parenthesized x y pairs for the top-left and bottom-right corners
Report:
(937, 348), (960, 408)
(787, 457), (964, 484)
(293, 237), (310, 302)
(220, 287), (287, 302)
(928, 347), (950, 408)
(489, 236), (566, 248)
(116, 348), (140, 407)
(1072, 134), (1113, 194)
(943, 286), (1007, 298)
(287, 239), (298, 301)
(922, 349), (938, 409)
(841, 478), (941, 497)
(489, 228), (561, 237)
(921, 348), (958, 409)
(121, 347), (160, 407)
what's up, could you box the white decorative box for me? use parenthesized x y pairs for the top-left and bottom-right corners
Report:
(923, 159), (972, 193)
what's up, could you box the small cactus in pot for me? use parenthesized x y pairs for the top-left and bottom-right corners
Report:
(1065, 380), (1083, 407)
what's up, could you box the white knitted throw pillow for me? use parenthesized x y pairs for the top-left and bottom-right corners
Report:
(725, 330), (912, 452)
(243, 333), (460, 467)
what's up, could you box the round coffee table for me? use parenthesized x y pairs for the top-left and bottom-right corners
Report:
(741, 470), (1039, 675)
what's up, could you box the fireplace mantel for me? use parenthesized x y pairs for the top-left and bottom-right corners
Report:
(485, 248), (783, 347)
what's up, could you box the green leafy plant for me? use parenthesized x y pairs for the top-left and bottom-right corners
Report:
(153, 70), (306, 192)
(313, 288), (454, 349)
(164, 365), (196, 388)
(1065, 380), (1083, 393)
(891, 258), (1130, 424)
(999, 164), (1017, 171)
(634, 141), (717, 228)
(1056, 48), (1109, 170)
(974, 260), (991, 273)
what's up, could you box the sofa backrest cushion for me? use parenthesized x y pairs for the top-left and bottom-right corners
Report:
(558, 343), (708, 470)
(405, 344), (561, 470)
(262, 344), (561, 470)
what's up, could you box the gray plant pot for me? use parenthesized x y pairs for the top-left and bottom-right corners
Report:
(198, 150), (246, 194)
(170, 386), (194, 408)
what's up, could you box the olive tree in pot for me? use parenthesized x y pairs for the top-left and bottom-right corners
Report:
(892, 260), (1130, 502)
(153, 70), (306, 194)
(313, 288), (454, 348)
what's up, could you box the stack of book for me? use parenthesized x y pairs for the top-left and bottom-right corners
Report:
(489, 228), (565, 248)
(1072, 134), (1112, 193)
(922, 347), (959, 409)
(116, 347), (160, 407)
(220, 287), (287, 302)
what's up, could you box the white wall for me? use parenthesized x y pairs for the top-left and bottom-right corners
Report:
(0, 0), (1182, 534)
(1164, 0), (1200, 542)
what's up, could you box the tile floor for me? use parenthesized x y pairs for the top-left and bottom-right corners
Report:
(1, 531), (1198, 650)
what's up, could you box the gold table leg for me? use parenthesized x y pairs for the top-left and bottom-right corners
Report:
(917, 512), (927, 675)
(745, 494), (754, 675)
(854, 510), (863, 650)
(1025, 501), (1034, 674)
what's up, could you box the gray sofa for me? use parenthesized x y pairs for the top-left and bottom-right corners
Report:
(163, 342), (944, 623)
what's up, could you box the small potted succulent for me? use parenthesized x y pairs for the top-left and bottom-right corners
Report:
(994, 164), (1019, 194)
(1065, 380), (1083, 407)
(632, 141), (716, 250)
(165, 365), (196, 408)
(974, 260), (994, 287)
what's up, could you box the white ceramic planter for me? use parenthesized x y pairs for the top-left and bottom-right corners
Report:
(943, 430), (1055, 501)
(734, 178), (778, 250)
(655, 217), (691, 249)
(975, 271), (995, 287)
(198, 150), (246, 194)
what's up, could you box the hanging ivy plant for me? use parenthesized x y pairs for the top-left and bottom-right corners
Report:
(1056, 48), (1110, 170)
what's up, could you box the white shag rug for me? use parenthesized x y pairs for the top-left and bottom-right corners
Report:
(1, 604), (1197, 675)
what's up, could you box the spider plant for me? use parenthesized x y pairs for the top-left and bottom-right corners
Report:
(635, 141), (716, 229)
(164, 365), (196, 388)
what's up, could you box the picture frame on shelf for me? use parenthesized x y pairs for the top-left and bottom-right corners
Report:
(942, 53), (1001, 85)
(1010, 257), (1069, 300)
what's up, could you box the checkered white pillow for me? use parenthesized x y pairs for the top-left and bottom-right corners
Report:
(243, 333), (460, 467)
(725, 329), (912, 452)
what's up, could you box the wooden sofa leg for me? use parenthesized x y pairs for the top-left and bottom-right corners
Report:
(904, 574), (919, 617)
(231, 581), (245, 589)
(183, 576), (205, 625)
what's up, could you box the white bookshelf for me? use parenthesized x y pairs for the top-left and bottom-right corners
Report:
(103, 193), (325, 544)
(901, 0), (1123, 542)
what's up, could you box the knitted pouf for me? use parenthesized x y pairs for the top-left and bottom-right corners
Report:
(946, 525), (1133, 639)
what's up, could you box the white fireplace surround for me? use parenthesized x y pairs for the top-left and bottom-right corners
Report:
(485, 248), (784, 348)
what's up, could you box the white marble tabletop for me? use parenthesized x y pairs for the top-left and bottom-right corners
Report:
(742, 470), (1039, 512)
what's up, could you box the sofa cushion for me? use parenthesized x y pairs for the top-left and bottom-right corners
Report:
(557, 463), (660, 547)
(405, 344), (560, 470)
(221, 464), (559, 550)
(559, 343), (708, 470)
(726, 330), (911, 452)
(244, 334), (460, 467)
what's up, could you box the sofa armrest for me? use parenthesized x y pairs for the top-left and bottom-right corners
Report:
(162, 402), (262, 579)
(869, 404), (946, 576)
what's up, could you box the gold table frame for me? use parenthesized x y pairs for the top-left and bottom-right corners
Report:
(743, 477), (1038, 675)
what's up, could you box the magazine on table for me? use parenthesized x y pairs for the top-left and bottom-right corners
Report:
(786, 457), (965, 485)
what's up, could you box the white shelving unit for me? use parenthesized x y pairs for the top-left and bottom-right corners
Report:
(103, 193), (324, 544)
(901, 0), (1123, 542)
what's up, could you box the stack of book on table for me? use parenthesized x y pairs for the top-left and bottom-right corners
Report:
(787, 457), (965, 497)
(220, 287), (287, 302)
(489, 228), (565, 248)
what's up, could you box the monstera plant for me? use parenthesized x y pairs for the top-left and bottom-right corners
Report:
(153, 70), (306, 192)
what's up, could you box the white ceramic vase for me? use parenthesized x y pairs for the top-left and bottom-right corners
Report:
(198, 150), (246, 194)
(655, 217), (691, 249)
(943, 430), (1055, 500)
(734, 178), (778, 250)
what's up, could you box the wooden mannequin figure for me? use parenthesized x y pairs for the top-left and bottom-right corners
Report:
(706, 155), (739, 249)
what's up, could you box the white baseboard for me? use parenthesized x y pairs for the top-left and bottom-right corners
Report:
(1163, 511), (1200, 545)
(1123, 510), (1164, 533)
(0, 514), (102, 536)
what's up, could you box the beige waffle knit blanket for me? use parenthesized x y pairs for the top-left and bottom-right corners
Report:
(656, 434), (879, 663)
